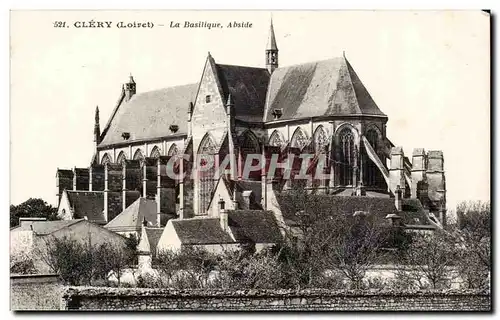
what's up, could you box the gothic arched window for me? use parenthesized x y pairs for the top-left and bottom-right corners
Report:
(364, 129), (382, 187)
(339, 128), (355, 186)
(313, 126), (329, 154)
(269, 130), (285, 148)
(150, 146), (161, 159)
(101, 153), (111, 165)
(240, 131), (261, 180)
(133, 149), (144, 161)
(290, 127), (308, 150)
(197, 134), (217, 214)
(168, 144), (179, 156)
(116, 152), (127, 165)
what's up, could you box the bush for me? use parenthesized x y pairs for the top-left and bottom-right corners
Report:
(10, 254), (37, 275)
(38, 236), (131, 286)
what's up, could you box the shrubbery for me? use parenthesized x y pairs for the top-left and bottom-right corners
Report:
(38, 236), (134, 286)
(36, 199), (490, 291)
(10, 253), (37, 275)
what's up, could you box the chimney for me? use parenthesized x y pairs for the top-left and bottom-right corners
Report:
(232, 186), (238, 209)
(187, 102), (193, 137)
(242, 190), (252, 209)
(137, 218), (152, 270)
(395, 185), (402, 211)
(219, 198), (228, 232)
(385, 213), (402, 227)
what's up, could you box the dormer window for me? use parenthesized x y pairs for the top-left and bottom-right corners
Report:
(169, 124), (179, 133)
(272, 108), (283, 120)
(121, 132), (130, 140)
(205, 95), (211, 103)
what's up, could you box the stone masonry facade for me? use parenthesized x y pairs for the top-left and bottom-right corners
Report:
(62, 287), (491, 311)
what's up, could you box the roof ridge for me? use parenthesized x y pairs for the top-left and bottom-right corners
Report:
(134, 82), (199, 95)
(216, 63), (268, 70)
(341, 56), (363, 114)
(276, 57), (343, 70)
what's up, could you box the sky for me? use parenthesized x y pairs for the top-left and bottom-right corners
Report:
(10, 10), (490, 210)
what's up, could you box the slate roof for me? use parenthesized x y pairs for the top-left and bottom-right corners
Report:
(215, 64), (270, 122)
(66, 190), (105, 224)
(105, 197), (157, 231)
(99, 83), (198, 147)
(171, 218), (235, 245)
(277, 194), (431, 227)
(266, 20), (278, 51)
(263, 57), (386, 122)
(145, 227), (164, 256)
(227, 210), (282, 243)
(209, 177), (264, 210)
(171, 210), (282, 245)
(12, 219), (84, 235)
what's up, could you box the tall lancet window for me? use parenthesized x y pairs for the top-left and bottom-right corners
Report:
(240, 131), (260, 181)
(133, 149), (144, 161)
(314, 126), (328, 154)
(198, 134), (217, 214)
(269, 130), (285, 148)
(116, 152), (127, 165)
(364, 129), (382, 188)
(150, 146), (161, 159)
(101, 153), (111, 165)
(339, 128), (355, 186)
(168, 144), (179, 156)
(290, 127), (308, 150)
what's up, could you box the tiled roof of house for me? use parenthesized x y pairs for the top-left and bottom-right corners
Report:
(171, 218), (234, 245)
(66, 190), (105, 224)
(99, 83), (198, 147)
(170, 210), (282, 246)
(277, 194), (431, 227)
(12, 219), (84, 235)
(105, 197), (157, 231)
(263, 57), (386, 122)
(228, 210), (282, 243)
(215, 64), (270, 122)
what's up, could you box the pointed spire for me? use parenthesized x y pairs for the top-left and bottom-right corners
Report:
(266, 17), (279, 73)
(94, 106), (100, 123)
(94, 106), (101, 144)
(267, 17), (278, 51)
(128, 73), (135, 84)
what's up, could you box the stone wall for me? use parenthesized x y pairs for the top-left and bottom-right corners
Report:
(62, 287), (491, 311)
(11, 274), (63, 310)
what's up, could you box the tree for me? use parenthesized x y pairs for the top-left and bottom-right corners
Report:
(274, 188), (397, 289)
(400, 231), (457, 289)
(454, 200), (491, 288)
(10, 198), (59, 227)
(38, 236), (130, 286)
(213, 248), (282, 290)
(99, 244), (134, 287)
(37, 236), (89, 285)
(326, 212), (387, 289)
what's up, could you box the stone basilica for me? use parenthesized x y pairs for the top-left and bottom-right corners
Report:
(55, 21), (447, 252)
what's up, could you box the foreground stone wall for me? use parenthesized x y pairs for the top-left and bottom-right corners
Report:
(62, 287), (491, 311)
(11, 274), (63, 311)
